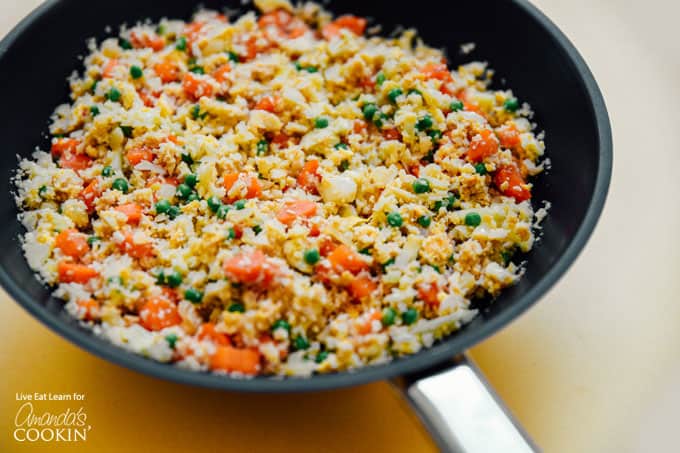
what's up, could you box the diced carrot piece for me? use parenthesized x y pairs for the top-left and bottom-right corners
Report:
(322, 15), (367, 39)
(271, 132), (289, 146)
(80, 180), (100, 213)
(197, 323), (231, 346)
(212, 64), (231, 83)
(353, 120), (367, 134)
(276, 200), (317, 226)
(464, 101), (484, 116)
(467, 129), (499, 163)
(130, 32), (165, 51)
(50, 138), (80, 157)
(418, 282), (440, 308)
(297, 159), (320, 193)
(223, 249), (278, 285)
(182, 73), (213, 100)
(210, 345), (260, 375)
(119, 232), (154, 258)
(382, 128), (402, 141)
(126, 146), (154, 166)
(161, 287), (179, 303)
(115, 203), (143, 225)
(254, 95), (281, 113)
(76, 299), (99, 321)
(59, 153), (93, 171)
(357, 310), (382, 335)
(319, 237), (337, 257)
(57, 261), (99, 284)
(153, 60), (181, 83)
(494, 164), (531, 202)
(102, 58), (118, 78)
(258, 9), (309, 40)
(222, 173), (261, 202)
(421, 63), (453, 83)
(328, 244), (368, 274)
(348, 275), (377, 300)
(139, 296), (181, 331)
(496, 123), (521, 149)
(183, 21), (205, 46)
(55, 229), (89, 259)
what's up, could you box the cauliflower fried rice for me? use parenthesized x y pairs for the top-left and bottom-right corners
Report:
(14, 1), (548, 377)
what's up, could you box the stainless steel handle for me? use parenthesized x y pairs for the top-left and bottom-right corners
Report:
(391, 354), (539, 453)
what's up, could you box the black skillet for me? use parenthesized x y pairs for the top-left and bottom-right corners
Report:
(0, 0), (611, 450)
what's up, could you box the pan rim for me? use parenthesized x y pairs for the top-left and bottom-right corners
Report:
(0, 0), (612, 393)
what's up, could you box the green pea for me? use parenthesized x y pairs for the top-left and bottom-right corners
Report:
(227, 51), (239, 62)
(234, 199), (246, 210)
(165, 333), (178, 349)
(314, 117), (329, 129)
(207, 196), (222, 213)
(256, 140), (269, 155)
(189, 66), (204, 74)
(315, 350), (329, 363)
(155, 270), (166, 285)
(130, 65), (143, 79)
(186, 192), (200, 202)
(465, 212), (482, 227)
(338, 160), (349, 172)
(387, 212), (403, 227)
(155, 199), (171, 214)
(38, 185), (48, 197)
(87, 236), (100, 247)
(184, 173), (198, 187)
(450, 100), (464, 112)
(362, 103), (378, 121)
(417, 215), (431, 228)
(412, 178), (431, 194)
(382, 307), (397, 326)
(294, 335), (310, 350)
(90, 105), (100, 116)
(228, 302), (245, 313)
(106, 87), (121, 102)
(304, 249), (320, 265)
(402, 308), (418, 325)
(359, 247), (372, 255)
(504, 98), (520, 112)
(304, 66), (318, 73)
(90, 79), (98, 94)
(216, 205), (230, 219)
(166, 271), (182, 288)
(175, 36), (187, 51)
(474, 163), (487, 175)
(376, 72), (386, 86)
(167, 205), (181, 219)
(118, 38), (132, 50)
(156, 24), (167, 35)
(388, 88), (403, 103)
(428, 129), (442, 141)
(120, 125), (133, 138)
(501, 250), (513, 265)
(272, 319), (291, 333)
(252, 225), (262, 235)
(224, 227), (236, 240)
(101, 166), (113, 177)
(176, 183), (192, 199)
(416, 115), (433, 131)
(184, 287), (203, 303)
(111, 178), (128, 193)
(408, 88), (423, 97)
(334, 142), (348, 150)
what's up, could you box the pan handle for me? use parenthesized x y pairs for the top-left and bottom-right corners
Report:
(391, 354), (539, 452)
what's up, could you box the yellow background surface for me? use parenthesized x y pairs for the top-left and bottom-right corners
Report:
(2, 1), (680, 452)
